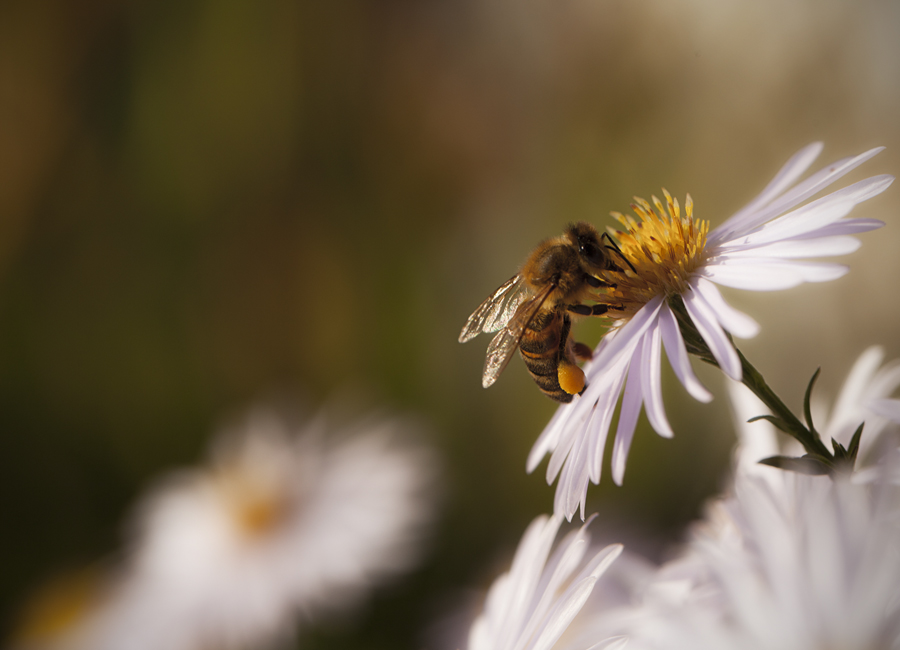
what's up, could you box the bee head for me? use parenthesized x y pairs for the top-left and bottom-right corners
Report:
(565, 222), (608, 269)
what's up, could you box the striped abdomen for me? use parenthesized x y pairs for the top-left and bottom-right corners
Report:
(518, 309), (574, 403)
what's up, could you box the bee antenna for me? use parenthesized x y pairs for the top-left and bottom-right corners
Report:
(600, 232), (636, 274)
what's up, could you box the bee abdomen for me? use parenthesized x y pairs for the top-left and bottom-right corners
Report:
(519, 337), (573, 403)
(519, 335), (556, 356)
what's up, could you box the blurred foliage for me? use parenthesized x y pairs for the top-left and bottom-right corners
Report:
(1, 0), (899, 648)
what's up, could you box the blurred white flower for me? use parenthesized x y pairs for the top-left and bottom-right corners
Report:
(529, 143), (892, 519)
(622, 462), (900, 650)
(589, 361), (900, 650)
(820, 345), (900, 460)
(17, 408), (439, 650)
(467, 513), (623, 650)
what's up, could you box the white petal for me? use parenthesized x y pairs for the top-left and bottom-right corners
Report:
(720, 175), (892, 248)
(683, 288), (741, 380)
(722, 235), (861, 259)
(585, 637), (629, 650)
(709, 147), (885, 245)
(809, 217), (885, 236)
(592, 296), (664, 370)
(577, 542), (623, 582)
(659, 303), (713, 403)
(714, 142), (823, 238)
(587, 362), (630, 482)
(869, 399), (900, 423)
(503, 515), (560, 639)
(726, 379), (781, 479)
(520, 535), (590, 645)
(640, 324), (673, 438)
(693, 277), (760, 338)
(557, 426), (593, 521)
(611, 352), (644, 486)
(545, 411), (586, 485)
(528, 576), (599, 650)
(528, 402), (575, 474)
(702, 259), (848, 290)
(820, 346), (887, 446)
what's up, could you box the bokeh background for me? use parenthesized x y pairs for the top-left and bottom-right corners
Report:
(1, 0), (899, 648)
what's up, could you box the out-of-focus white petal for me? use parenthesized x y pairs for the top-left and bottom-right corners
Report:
(725, 380), (784, 486)
(870, 398), (900, 422)
(466, 515), (622, 650)
(621, 459), (900, 650)
(818, 346), (900, 459)
(65, 409), (439, 650)
(530, 577), (600, 650)
(584, 637), (629, 650)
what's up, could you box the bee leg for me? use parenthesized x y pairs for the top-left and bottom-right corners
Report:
(584, 274), (616, 289)
(567, 304), (593, 316)
(572, 341), (593, 361)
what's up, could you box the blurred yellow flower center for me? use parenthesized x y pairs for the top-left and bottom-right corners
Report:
(234, 491), (285, 537)
(598, 189), (708, 319)
(217, 468), (289, 539)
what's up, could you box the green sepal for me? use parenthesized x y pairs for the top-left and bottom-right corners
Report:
(802, 367), (821, 436)
(830, 422), (865, 465)
(758, 454), (832, 476)
(847, 422), (864, 462)
(831, 438), (849, 462)
(747, 414), (791, 434)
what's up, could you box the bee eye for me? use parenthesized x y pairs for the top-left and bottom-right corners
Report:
(579, 241), (603, 265)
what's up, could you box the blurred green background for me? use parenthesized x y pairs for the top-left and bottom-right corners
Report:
(1, 0), (899, 648)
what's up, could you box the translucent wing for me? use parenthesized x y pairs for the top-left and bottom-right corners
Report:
(458, 275), (531, 343)
(481, 283), (555, 388)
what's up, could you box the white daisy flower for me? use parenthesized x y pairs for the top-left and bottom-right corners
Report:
(528, 143), (893, 519)
(622, 460), (900, 650)
(468, 513), (623, 650)
(37, 408), (438, 650)
(819, 345), (900, 461)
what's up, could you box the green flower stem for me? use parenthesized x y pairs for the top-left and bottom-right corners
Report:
(731, 349), (833, 458)
(669, 297), (834, 462)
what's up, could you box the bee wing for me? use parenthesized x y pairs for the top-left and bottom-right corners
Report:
(458, 275), (530, 343)
(481, 283), (555, 388)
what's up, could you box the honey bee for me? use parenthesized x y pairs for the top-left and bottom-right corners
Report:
(459, 222), (632, 402)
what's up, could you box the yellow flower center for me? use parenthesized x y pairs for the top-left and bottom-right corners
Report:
(215, 465), (290, 540)
(597, 189), (708, 319)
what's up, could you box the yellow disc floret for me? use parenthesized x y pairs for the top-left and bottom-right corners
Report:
(596, 189), (708, 319)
